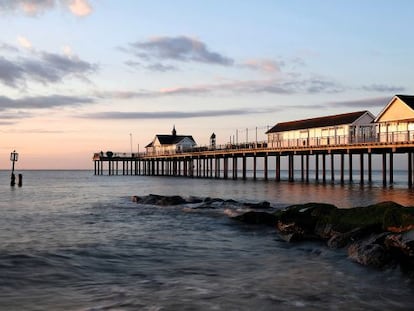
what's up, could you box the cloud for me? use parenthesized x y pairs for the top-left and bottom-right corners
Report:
(95, 76), (343, 102)
(0, 0), (54, 15)
(124, 36), (234, 70)
(0, 51), (98, 87)
(0, 111), (32, 125)
(81, 108), (275, 120)
(361, 84), (405, 93)
(328, 96), (390, 109)
(0, 42), (19, 52)
(125, 60), (177, 72)
(0, 0), (93, 16)
(242, 59), (283, 73)
(17, 35), (32, 49)
(67, 0), (91, 16)
(0, 57), (25, 87)
(0, 94), (94, 111)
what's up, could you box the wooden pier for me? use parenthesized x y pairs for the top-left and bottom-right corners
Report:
(93, 141), (414, 187)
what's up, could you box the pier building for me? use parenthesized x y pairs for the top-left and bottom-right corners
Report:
(145, 126), (196, 156)
(266, 110), (375, 148)
(375, 95), (414, 143)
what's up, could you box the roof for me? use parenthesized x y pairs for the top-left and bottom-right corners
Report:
(266, 111), (371, 134)
(374, 94), (414, 122)
(396, 94), (414, 110)
(145, 134), (195, 148)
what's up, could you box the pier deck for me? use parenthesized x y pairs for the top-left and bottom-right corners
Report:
(93, 141), (414, 187)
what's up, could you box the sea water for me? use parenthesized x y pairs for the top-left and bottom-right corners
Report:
(0, 170), (414, 310)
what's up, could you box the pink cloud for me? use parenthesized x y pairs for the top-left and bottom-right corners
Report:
(68, 0), (92, 16)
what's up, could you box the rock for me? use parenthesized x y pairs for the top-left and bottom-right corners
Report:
(242, 201), (271, 209)
(186, 196), (204, 204)
(347, 233), (392, 268)
(274, 203), (337, 241)
(384, 230), (414, 257)
(232, 211), (276, 226)
(327, 225), (381, 249)
(131, 194), (187, 206)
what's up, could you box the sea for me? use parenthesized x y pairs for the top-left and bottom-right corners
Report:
(1, 170), (414, 311)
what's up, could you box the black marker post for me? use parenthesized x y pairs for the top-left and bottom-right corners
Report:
(10, 150), (18, 187)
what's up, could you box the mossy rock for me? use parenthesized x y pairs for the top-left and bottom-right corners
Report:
(383, 206), (414, 232)
(275, 203), (338, 231)
(318, 201), (413, 234)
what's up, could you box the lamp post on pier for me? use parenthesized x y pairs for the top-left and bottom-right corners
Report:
(10, 150), (18, 186)
(129, 133), (133, 155)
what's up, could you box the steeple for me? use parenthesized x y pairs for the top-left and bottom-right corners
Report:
(172, 125), (177, 136)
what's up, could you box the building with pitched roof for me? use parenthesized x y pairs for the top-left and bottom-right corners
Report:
(145, 126), (197, 155)
(266, 110), (375, 148)
(374, 95), (414, 143)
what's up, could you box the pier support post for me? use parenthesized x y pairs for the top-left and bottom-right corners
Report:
(224, 157), (228, 179)
(242, 156), (247, 180)
(409, 152), (413, 188)
(305, 154), (309, 182)
(349, 153), (353, 182)
(275, 155), (281, 182)
(382, 153), (387, 187)
(322, 153), (326, 183)
(288, 154), (294, 182)
(233, 156), (238, 180)
(390, 151), (394, 184)
(360, 153), (364, 184)
(253, 156), (257, 180)
(368, 153), (372, 183)
(301, 155), (304, 181)
(330, 154), (335, 181)
(315, 154), (319, 181)
(264, 155), (268, 181)
(340, 154), (344, 183)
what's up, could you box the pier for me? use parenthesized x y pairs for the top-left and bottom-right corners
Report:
(93, 141), (414, 187)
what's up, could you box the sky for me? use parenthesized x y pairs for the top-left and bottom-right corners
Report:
(0, 0), (413, 169)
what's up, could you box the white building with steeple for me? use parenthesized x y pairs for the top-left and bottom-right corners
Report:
(145, 126), (197, 155)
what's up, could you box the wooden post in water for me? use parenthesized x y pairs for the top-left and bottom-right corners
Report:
(322, 153), (326, 183)
(289, 154), (294, 182)
(275, 154), (281, 182)
(349, 153), (353, 182)
(389, 151), (394, 184)
(233, 156), (238, 180)
(315, 154), (319, 181)
(382, 152), (387, 186)
(409, 152), (413, 188)
(340, 153), (344, 183)
(264, 155), (268, 181)
(330, 153), (335, 182)
(253, 155), (257, 180)
(301, 154), (304, 181)
(242, 155), (247, 180)
(360, 153), (364, 184)
(368, 153), (372, 183)
(305, 154), (309, 182)
(224, 157), (228, 179)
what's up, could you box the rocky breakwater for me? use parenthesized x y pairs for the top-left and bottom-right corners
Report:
(234, 201), (414, 271)
(131, 194), (414, 272)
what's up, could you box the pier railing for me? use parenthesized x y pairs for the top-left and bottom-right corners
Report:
(94, 129), (414, 160)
